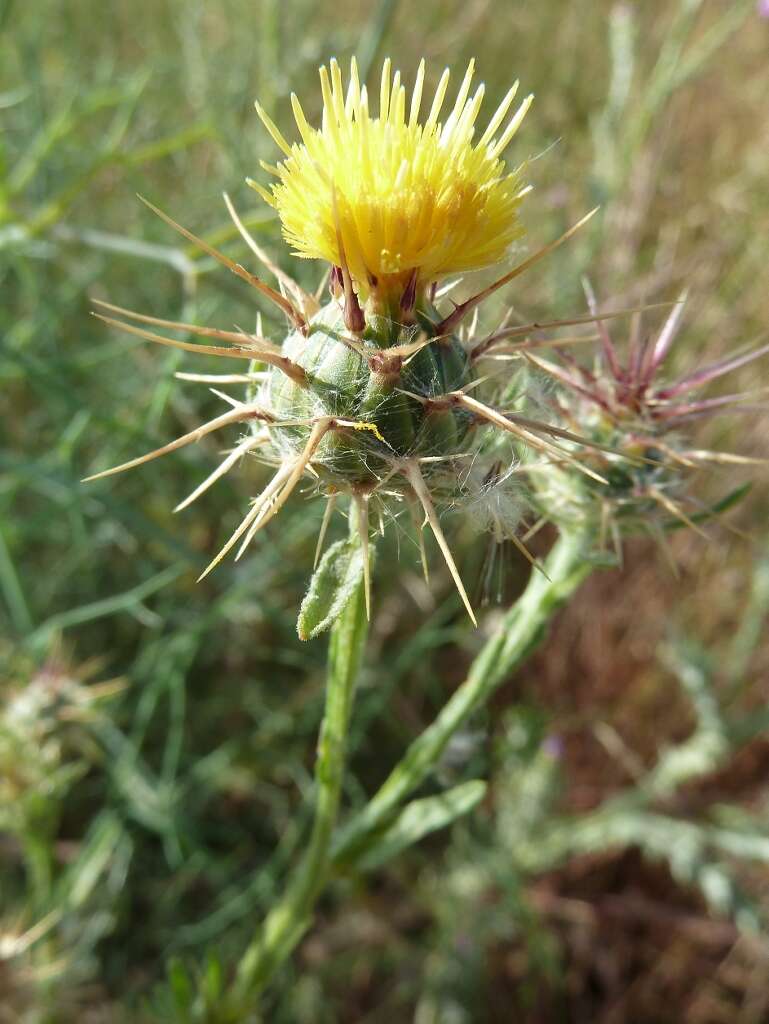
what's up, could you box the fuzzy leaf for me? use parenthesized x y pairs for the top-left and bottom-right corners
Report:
(355, 780), (487, 871)
(297, 537), (365, 641)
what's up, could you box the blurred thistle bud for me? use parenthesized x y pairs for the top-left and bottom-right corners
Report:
(0, 648), (121, 835)
(522, 282), (768, 553)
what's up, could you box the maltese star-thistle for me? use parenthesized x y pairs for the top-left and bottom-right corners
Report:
(88, 57), (609, 632)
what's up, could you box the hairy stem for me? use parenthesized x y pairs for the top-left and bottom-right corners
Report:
(334, 528), (593, 863)
(231, 577), (368, 1003)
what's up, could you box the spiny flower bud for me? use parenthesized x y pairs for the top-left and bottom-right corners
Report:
(523, 283), (769, 551)
(1, 649), (121, 833)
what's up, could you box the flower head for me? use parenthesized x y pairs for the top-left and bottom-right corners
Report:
(251, 58), (532, 303)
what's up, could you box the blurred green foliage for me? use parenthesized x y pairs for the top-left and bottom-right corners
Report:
(2, 0), (769, 1020)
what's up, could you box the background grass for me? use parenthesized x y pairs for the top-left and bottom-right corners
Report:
(2, 0), (769, 1020)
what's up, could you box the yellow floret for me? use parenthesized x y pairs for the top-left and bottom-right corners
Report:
(250, 57), (533, 300)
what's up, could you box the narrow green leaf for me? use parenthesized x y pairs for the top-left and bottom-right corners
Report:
(167, 957), (193, 1009)
(664, 483), (752, 532)
(356, 780), (487, 871)
(203, 950), (224, 1002)
(62, 810), (127, 908)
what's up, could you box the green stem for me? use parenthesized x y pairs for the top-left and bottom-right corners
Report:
(231, 577), (368, 1004)
(334, 529), (593, 863)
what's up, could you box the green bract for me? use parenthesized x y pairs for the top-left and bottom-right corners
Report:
(261, 300), (473, 489)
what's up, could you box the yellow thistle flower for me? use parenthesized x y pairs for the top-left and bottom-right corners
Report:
(251, 57), (533, 303)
